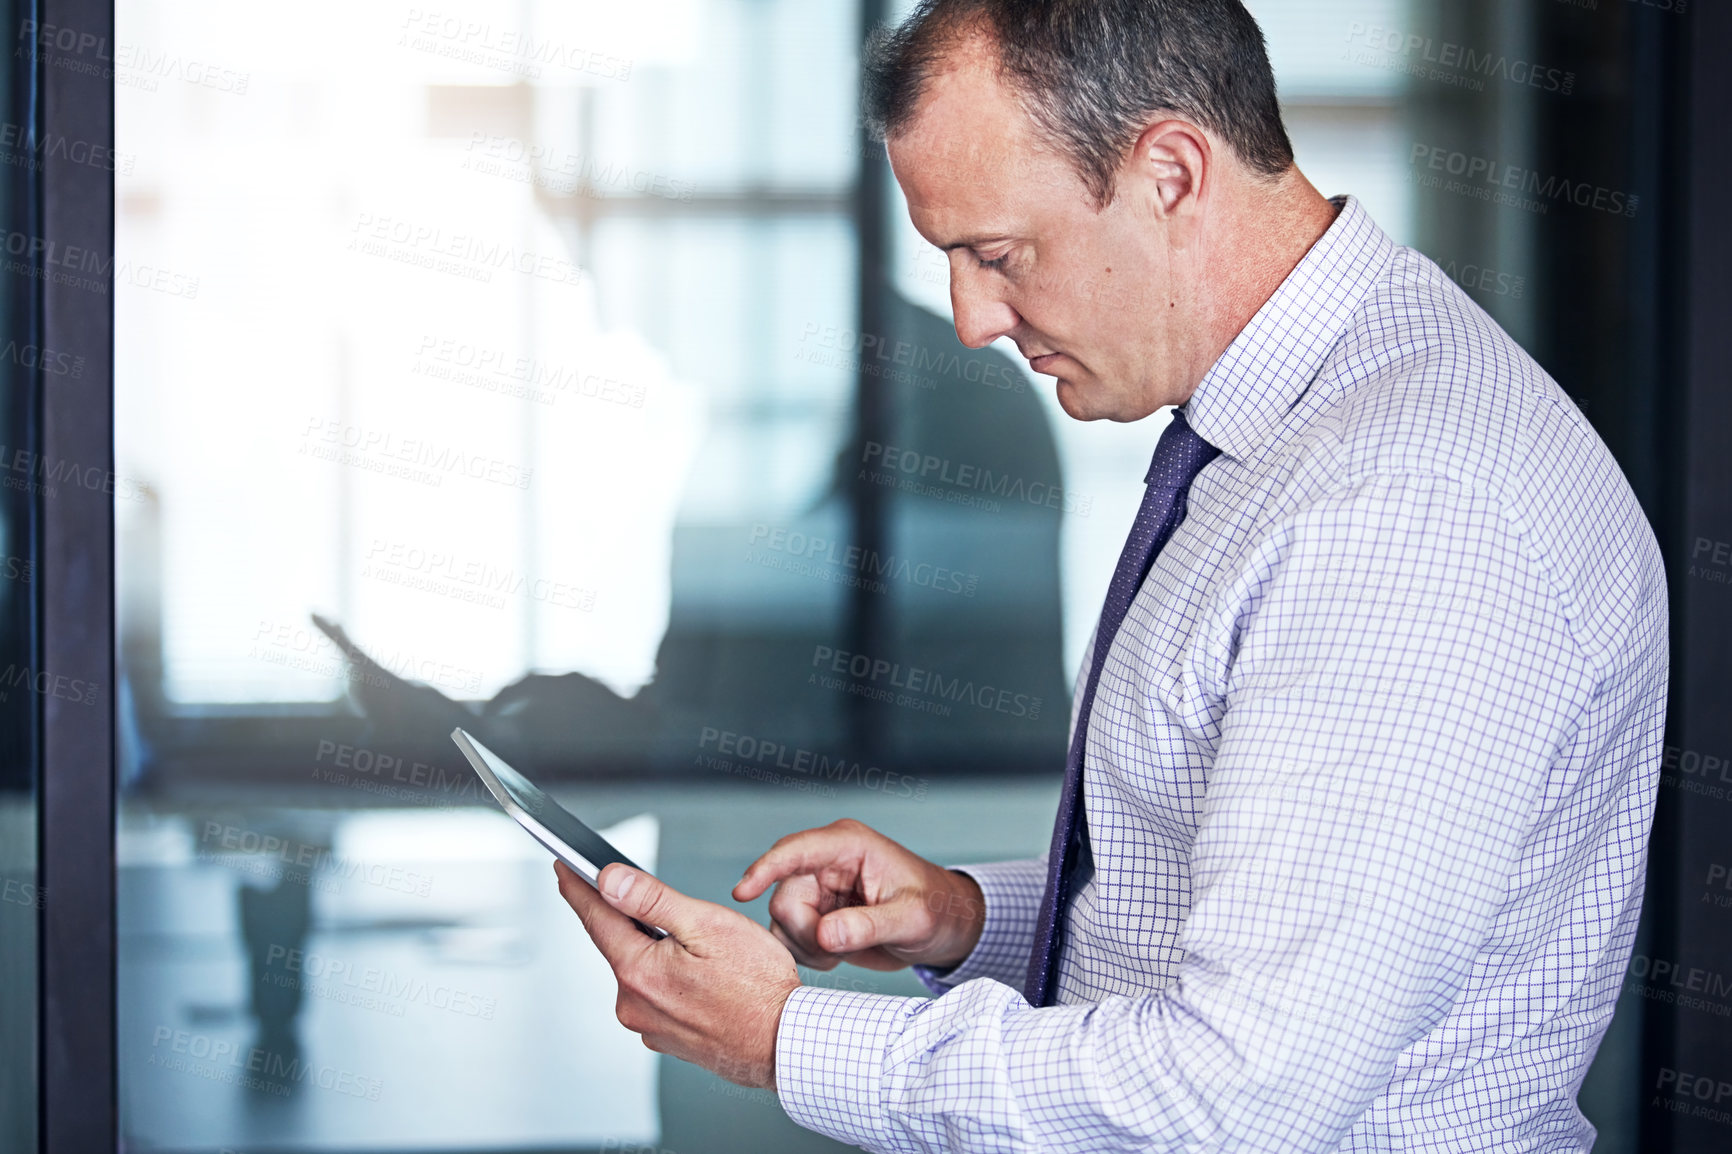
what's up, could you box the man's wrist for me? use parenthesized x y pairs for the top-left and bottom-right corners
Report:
(709, 977), (797, 1091)
(763, 983), (796, 1092)
(927, 869), (985, 970)
(912, 858), (1048, 994)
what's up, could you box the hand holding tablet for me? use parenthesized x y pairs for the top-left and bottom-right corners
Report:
(452, 727), (804, 1090)
(450, 727), (668, 939)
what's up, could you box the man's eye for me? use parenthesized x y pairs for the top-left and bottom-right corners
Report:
(975, 252), (1009, 271)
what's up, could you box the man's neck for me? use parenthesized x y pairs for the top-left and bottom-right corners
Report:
(1175, 173), (1341, 407)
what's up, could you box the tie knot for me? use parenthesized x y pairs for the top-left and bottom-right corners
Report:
(1144, 407), (1220, 491)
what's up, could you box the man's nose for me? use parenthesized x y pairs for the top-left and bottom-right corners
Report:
(949, 275), (1019, 350)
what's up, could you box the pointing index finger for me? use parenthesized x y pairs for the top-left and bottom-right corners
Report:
(733, 825), (865, 902)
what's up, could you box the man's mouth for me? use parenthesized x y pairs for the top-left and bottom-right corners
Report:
(1026, 352), (1063, 375)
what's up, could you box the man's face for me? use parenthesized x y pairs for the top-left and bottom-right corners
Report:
(887, 41), (1182, 422)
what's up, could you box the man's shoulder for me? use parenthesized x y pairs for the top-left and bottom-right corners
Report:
(1259, 245), (1664, 664)
(1288, 243), (1603, 503)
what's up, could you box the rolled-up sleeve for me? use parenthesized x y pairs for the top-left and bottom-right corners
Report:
(773, 473), (1596, 1153)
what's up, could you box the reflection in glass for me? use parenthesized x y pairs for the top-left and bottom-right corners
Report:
(113, 0), (1662, 1150)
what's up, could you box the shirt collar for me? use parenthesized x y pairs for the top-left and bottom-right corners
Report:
(1181, 195), (1396, 462)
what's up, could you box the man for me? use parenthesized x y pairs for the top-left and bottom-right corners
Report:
(556, 1), (1669, 1149)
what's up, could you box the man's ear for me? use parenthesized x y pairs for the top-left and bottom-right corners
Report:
(1126, 118), (1211, 220)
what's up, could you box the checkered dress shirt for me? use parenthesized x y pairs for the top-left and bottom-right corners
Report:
(774, 196), (1669, 1152)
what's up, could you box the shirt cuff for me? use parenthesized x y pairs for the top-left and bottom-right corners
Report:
(775, 984), (912, 1153)
(912, 857), (1049, 995)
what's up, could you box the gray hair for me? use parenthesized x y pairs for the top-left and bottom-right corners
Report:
(864, 0), (1295, 205)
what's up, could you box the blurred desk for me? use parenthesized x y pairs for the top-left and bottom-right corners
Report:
(117, 778), (1060, 1153)
(119, 810), (660, 1152)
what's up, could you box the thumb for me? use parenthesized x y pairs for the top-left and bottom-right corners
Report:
(596, 863), (707, 942)
(816, 892), (931, 955)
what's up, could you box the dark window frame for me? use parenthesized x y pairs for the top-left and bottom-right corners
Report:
(38, 0), (117, 1149)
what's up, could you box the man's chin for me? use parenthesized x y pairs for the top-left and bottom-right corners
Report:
(1054, 377), (1159, 423)
(1053, 376), (1109, 422)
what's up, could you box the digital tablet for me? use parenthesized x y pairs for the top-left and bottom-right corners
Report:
(451, 727), (667, 939)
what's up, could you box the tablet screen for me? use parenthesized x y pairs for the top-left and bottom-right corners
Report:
(452, 729), (650, 877)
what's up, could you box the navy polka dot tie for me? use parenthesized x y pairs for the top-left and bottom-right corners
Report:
(1024, 406), (1221, 1007)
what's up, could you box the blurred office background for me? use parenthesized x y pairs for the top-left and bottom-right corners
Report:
(0, 0), (1697, 1151)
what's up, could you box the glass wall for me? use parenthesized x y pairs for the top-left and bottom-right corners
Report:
(113, 1), (1670, 1150)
